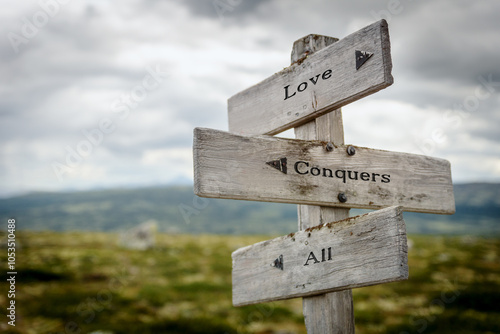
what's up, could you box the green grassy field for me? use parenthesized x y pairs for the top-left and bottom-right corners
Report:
(1, 232), (499, 334)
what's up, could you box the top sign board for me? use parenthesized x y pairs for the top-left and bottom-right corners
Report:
(228, 19), (393, 136)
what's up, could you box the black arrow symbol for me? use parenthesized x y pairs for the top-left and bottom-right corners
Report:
(271, 254), (284, 270)
(355, 50), (374, 70)
(266, 158), (287, 174)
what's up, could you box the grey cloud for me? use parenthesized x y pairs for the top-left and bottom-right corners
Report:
(102, 130), (193, 158)
(173, 0), (271, 20)
(388, 1), (500, 87)
(1, 0), (500, 197)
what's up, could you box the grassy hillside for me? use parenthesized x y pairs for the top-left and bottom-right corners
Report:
(0, 186), (298, 234)
(0, 231), (499, 333)
(0, 183), (499, 235)
(401, 183), (500, 235)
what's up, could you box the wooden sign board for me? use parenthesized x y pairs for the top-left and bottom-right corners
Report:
(194, 128), (455, 214)
(232, 206), (408, 306)
(228, 19), (393, 136)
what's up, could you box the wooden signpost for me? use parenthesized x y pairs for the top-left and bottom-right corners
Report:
(192, 19), (455, 333)
(194, 128), (455, 214)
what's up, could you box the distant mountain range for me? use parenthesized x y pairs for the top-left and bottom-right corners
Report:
(0, 183), (498, 235)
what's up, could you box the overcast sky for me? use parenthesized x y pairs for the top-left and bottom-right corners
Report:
(1, 0), (499, 198)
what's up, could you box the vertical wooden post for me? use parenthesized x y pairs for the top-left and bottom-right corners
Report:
(292, 35), (355, 334)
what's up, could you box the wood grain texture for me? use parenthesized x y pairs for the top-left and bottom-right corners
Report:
(290, 34), (339, 65)
(193, 128), (455, 214)
(228, 19), (393, 136)
(302, 291), (355, 334)
(296, 111), (355, 334)
(296, 111), (348, 230)
(231, 206), (408, 306)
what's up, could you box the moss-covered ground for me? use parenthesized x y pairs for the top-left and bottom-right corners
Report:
(0, 232), (499, 333)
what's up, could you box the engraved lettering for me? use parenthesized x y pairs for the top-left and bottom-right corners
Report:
(322, 69), (332, 80)
(284, 85), (296, 100)
(360, 172), (370, 181)
(297, 82), (308, 92)
(335, 170), (347, 183)
(304, 252), (320, 266)
(283, 68), (333, 100)
(348, 171), (358, 180)
(309, 74), (321, 85)
(322, 168), (333, 178)
(294, 161), (309, 175)
(290, 160), (391, 184)
(310, 167), (320, 176)
(304, 247), (334, 266)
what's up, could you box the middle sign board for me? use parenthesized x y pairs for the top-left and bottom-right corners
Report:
(194, 127), (455, 214)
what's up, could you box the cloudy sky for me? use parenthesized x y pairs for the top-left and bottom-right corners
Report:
(1, 0), (499, 198)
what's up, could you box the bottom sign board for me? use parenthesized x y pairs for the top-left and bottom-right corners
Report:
(232, 206), (408, 306)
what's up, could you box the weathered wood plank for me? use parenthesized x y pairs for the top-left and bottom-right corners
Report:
(232, 206), (408, 306)
(228, 19), (393, 136)
(193, 127), (455, 214)
(302, 291), (355, 334)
